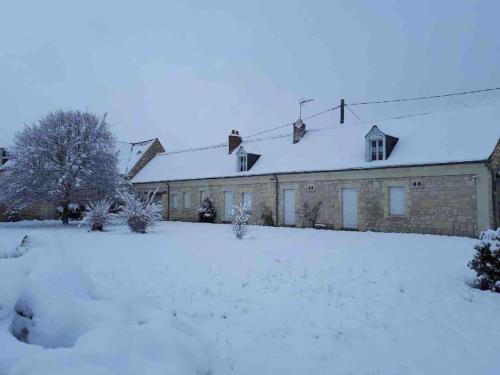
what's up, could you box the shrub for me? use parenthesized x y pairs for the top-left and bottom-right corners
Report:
(82, 200), (112, 231)
(120, 190), (163, 233)
(56, 203), (85, 221)
(296, 202), (322, 228)
(260, 205), (274, 226)
(231, 204), (251, 239)
(196, 198), (216, 223)
(468, 228), (500, 292)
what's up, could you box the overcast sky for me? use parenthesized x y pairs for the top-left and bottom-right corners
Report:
(1, 0), (499, 150)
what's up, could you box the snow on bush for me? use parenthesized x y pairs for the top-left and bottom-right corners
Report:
(231, 204), (251, 239)
(81, 200), (112, 231)
(260, 205), (274, 226)
(468, 228), (500, 292)
(120, 190), (163, 233)
(296, 201), (322, 228)
(196, 198), (216, 223)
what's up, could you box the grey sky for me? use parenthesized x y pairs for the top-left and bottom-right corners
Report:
(1, 0), (499, 150)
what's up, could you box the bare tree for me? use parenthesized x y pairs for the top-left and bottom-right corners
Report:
(0, 110), (120, 224)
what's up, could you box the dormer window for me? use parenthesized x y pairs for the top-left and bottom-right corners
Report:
(238, 155), (247, 171)
(235, 146), (261, 172)
(365, 125), (399, 162)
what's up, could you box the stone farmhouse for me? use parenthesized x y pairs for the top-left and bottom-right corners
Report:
(131, 104), (500, 237)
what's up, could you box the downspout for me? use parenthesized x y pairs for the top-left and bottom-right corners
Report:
(166, 182), (170, 221)
(273, 173), (279, 226)
(486, 162), (497, 229)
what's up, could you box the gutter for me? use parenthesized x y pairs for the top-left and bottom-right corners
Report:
(485, 162), (497, 229)
(166, 182), (170, 221)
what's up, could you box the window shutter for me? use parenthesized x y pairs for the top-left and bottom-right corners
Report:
(389, 187), (406, 215)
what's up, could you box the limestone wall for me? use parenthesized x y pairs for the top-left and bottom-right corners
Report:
(133, 162), (493, 237)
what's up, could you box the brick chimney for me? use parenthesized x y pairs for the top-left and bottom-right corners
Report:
(228, 130), (241, 154)
(293, 119), (306, 144)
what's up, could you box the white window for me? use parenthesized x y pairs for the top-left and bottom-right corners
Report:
(238, 155), (247, 172)
(183, 192), (190, 209)
(242, 192), (252, 210)
(171, 193), (178, 209)
(370, 139), (384, 161)
(199, 190), (208, 203)
(389, 186), (406, 215)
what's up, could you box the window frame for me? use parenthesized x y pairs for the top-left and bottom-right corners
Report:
(242, 191), (252, 210)
(182, 191), (190, 209)
(238, 155), (247, 172)
(199, 190), (208, 204)
(369, 137), (385, 161)
(171, 193), (178, 210)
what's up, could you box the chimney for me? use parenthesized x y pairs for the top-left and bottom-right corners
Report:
(228, 129), (241, 154)
(293, 119), (306, 144)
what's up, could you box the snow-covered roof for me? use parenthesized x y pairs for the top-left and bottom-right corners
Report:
(131, 104), (500, 183)
(116, 139), (156, 175)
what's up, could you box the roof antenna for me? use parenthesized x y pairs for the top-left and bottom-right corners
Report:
(299, 98), (314, 120)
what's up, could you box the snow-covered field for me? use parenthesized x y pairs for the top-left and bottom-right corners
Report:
(0, 221), (499, 375)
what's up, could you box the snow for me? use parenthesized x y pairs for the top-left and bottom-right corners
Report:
(132, 103), (500, 183)
(116, 139), (155, 175)
(1, 221), (500, 374)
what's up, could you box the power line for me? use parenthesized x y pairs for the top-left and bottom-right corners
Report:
(346, 104), (361, 121)
(243, 105), (340, 139)
(348, 86), (500, 106)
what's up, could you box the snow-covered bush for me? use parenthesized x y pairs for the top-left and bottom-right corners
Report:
(260, 205), (274, 226)
(296, 202), (322, 228)
(120, 190), (163, 233)
(82, 200), (112, 231)
(57, 203), (85, 221)
(468, 228), (500, 292)
(231, 204), (251, 239)
(196, 198), (216, 223)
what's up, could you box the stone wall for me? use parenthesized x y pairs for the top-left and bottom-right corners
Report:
(489, 141), (500, 228)
(165, 176), (277, 224)
(134, 162), (493, 237)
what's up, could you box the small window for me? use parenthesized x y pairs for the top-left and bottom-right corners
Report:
(389, 186), (406, 215)
(238, 156), (247, 172)
(242, 192), (252, 210)
(199, 190), (208, 203)
(370, 138), (384, 161)
(183, 192), (190, 209)
(171, 193), (178, 209)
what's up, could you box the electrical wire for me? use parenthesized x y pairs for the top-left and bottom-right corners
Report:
(348, 86), (500, 106)
(346, 104), (361, 121)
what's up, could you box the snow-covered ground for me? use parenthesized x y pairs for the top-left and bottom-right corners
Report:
(0, 221), (499, 375)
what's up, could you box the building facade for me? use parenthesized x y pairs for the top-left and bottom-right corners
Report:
(132, 105), (500, 237)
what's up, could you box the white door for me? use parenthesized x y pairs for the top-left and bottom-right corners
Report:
(342, 188), (358, 229)
(224, 191), (233, 221)
(283, 189), (296, 225)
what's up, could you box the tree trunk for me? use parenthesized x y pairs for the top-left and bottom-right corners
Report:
(61, 204), (70, 225)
